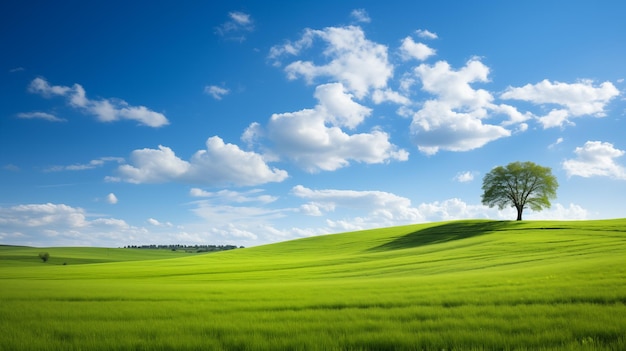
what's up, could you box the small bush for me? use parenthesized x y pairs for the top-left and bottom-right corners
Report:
(38, 252), (50, 263)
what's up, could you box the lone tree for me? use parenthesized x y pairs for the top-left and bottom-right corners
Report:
(481, 161), (558, 221)
(38, 252), (50, 263)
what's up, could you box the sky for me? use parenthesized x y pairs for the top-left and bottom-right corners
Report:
(1, 1), (625, 248)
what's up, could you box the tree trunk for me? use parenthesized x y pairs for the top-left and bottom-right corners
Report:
(516, 205), (523, 221)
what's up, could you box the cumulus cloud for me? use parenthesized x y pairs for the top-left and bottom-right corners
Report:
(454, 171), (477, 183)
(416, 29), (438, 39)
(270, 25), (393, 98)
(562, 141), (626, 179)
(500, 79), (620, 129)
(244, 83), (408, 172)
(371, 88), (411, 105)
(17, 111), (66, 122)
(112, 136), (288, 186)
(205, 85), (230, 100)
(106, 193), (118, 204)
(400, 36), (436, 61)
(350, 9), (371, 23)
(28, 78), (169, 127)
(409, 59), (513, 154)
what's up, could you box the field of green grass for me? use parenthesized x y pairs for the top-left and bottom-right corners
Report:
(0, 219), (625, 350)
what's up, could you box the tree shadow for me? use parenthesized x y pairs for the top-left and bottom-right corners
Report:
(369, 220), (512, 252)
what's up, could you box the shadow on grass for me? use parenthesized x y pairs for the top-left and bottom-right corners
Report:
(370, 220), (512, 252)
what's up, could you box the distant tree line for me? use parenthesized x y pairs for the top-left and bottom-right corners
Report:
(124, 244), (243, 252)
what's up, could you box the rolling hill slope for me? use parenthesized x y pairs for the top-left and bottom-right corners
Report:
(0, 219), (625, 350)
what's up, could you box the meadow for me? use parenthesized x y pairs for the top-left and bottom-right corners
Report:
(0, 219), (624, 350)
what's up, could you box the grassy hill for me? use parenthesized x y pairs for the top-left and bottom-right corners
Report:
(0, 219), (625, 350)
(0, 245), (208, 267)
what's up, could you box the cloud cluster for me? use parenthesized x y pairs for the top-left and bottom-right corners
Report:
(0, 203), (138, 246)
(563, 141), (626, 179)
(270, 26), (393, 99)
(244, 83), (408, 172)
(408, 59), (516, 154)
(9, 10), (621, 248)
(111, 136), (288, 186)
(501, 79), (620, 128)
(0, 188), (590, 247)
(28, 78), (169, 127)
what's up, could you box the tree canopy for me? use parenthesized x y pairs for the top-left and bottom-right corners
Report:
(481, 161), (558, 220)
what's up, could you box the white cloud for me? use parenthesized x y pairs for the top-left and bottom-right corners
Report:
(46, 157), (124, 172)
(454, 171), (476, 183)
(212, 224), (259, 240)
(371, 88), (410, 105)
(522, 203), (588, 220)
(350, 9), (371, 23)
(562, 141), (626, 179)
(245, 83), (408, 172)
(28, 77), (71, 96)
(17, 111), (66, 122)
(204, 85), (230, 100)
(147, 218), (173, 227)
(548, 137), (564, 149)
(416, 29), (438, 40)
(268, 28), (316, 60)
(411, 102), (510, 155)
(538, 109), (572, 129)
(190, 188), (277, 204)
(313, 83), (372, 129)
(215, 11), (254, 41)
(500, 79), (620, 129)
(190, 202), (288, 231)
(400, 36), (436, 61)
(114, 136), (288, 186)
(0, 203), (148, 246)
(409, 59), (513, 154)
(271, 25), (393, 98)
(28, 78), (169, 127)
(229, 12), (252, 26)
(106, 193), (118, 204)
(292, 185), (423, 222)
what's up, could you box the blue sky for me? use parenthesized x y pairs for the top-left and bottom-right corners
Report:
(1, 1), (625, 247)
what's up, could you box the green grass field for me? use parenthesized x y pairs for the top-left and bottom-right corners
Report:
(1, 219), (625, 350)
